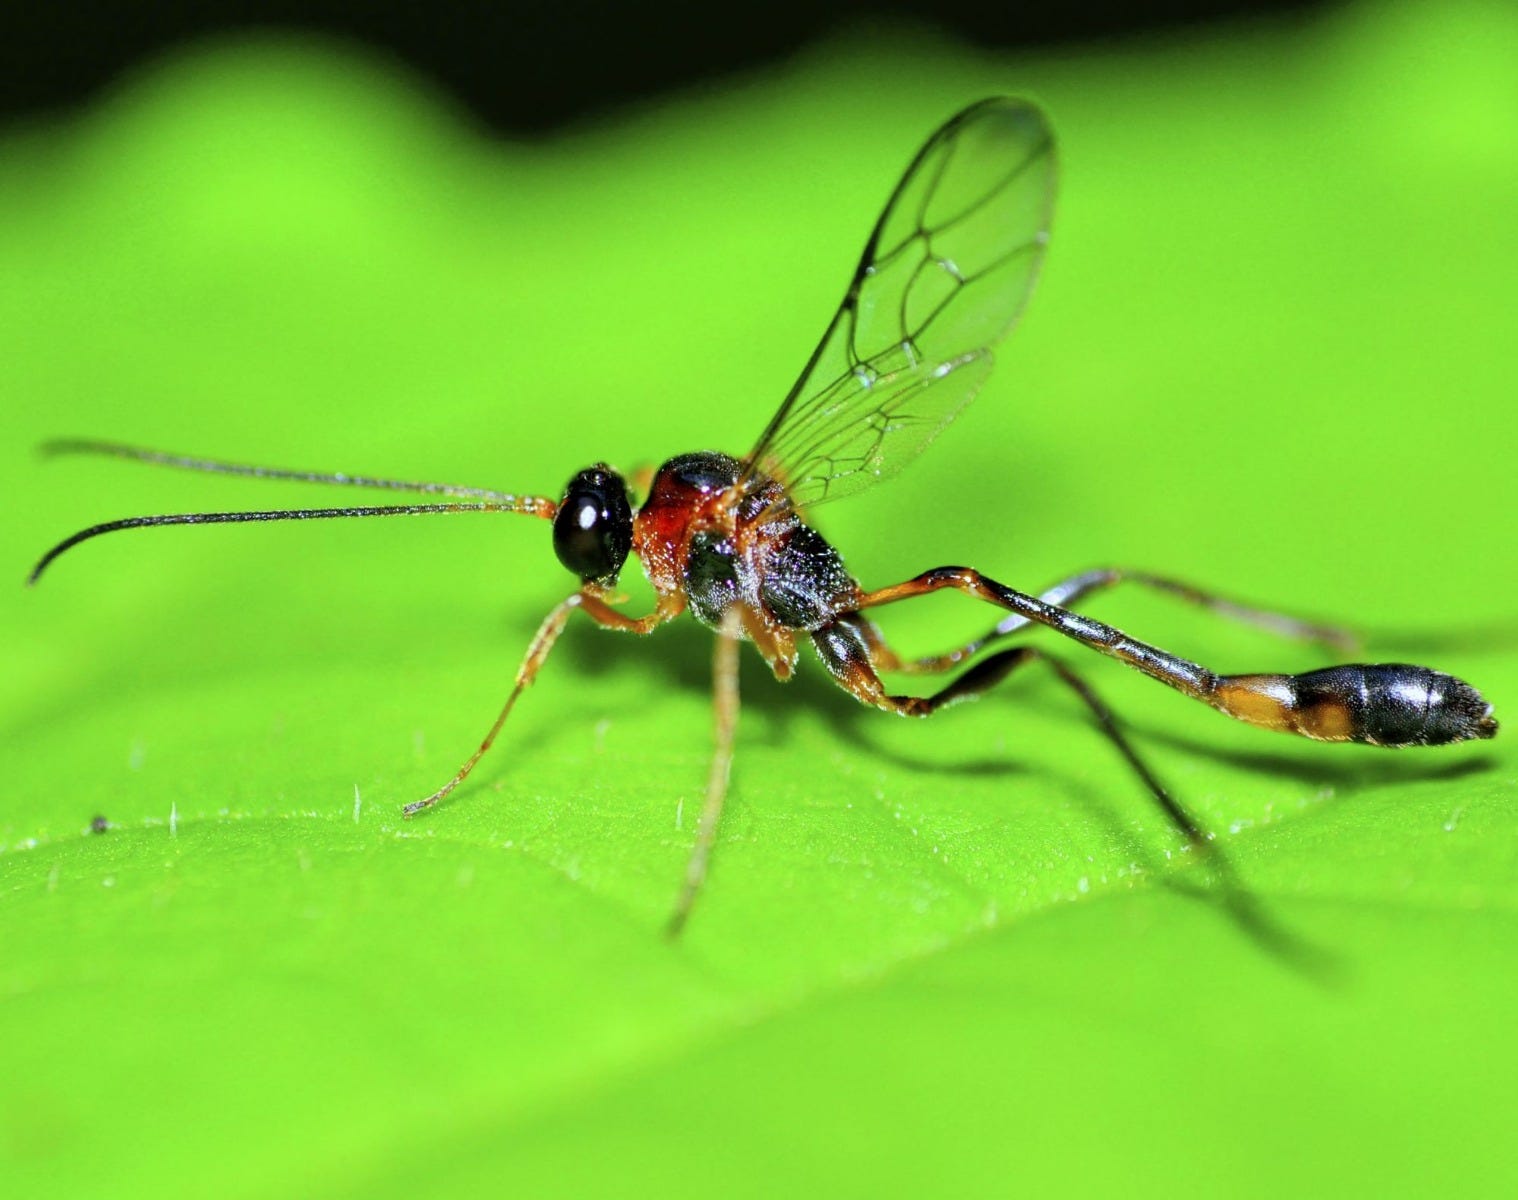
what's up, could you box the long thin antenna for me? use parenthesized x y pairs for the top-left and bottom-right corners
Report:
(41, 438), (527, 503)
(28, 500), (557, 586)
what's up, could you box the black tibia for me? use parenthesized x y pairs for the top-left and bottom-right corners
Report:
(812, 614), (1212, 850)
(816, 607), (1330, 967)
(859, 567), (1355, 675)
(858, 567), (1497, 748)
(985, 568), (1357, 653)
(867, 566), (1217, 693)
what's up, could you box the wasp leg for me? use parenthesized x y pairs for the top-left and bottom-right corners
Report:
(860, 568), (1356, 677)
(575, 590), (686, 634)
(816, 616), (1215, 838)
(857, 567), (1497, 748)
(404, 591), (680, 816)
(667, 609), (742, 937)
(983, 568), (1357, 654)
(814, 615), (1320, 967)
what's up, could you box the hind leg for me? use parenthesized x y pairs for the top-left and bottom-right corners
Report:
(812, 614), (1319, 963)
(813, 616), (1207, 849)
(854, 567), (1495, 748)
(850, 567), (1356, 677)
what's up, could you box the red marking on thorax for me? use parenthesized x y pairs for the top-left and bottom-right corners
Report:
(632, 473), (732, 596)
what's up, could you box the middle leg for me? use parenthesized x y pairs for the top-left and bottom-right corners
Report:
(666, 608), (743, 936)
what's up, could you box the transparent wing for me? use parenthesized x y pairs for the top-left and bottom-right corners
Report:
(742, 97), (1056, 511)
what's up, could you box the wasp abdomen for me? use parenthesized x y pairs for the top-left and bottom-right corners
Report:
(1215, 663), (1498, 747)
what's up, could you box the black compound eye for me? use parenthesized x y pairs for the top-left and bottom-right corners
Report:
(552, 466), (632, 585)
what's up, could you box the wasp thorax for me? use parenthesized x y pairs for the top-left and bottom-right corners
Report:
(553, 465), (632, 586)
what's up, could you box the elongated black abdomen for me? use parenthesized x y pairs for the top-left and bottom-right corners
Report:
(1296, 664), (1497, 747)
(1216, 663), (1498, 747)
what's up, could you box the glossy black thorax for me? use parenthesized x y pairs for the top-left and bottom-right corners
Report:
(632, 450), (858, 634)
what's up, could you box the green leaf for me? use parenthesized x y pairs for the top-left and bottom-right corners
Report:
(4, 5), (1516, 1195)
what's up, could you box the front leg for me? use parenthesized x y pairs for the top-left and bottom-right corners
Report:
(404, 589), (681, 816)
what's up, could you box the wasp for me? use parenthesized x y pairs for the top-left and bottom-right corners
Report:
(31, 98), (1497, 934)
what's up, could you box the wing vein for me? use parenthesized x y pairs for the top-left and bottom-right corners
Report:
(742, 98), (1057, 513)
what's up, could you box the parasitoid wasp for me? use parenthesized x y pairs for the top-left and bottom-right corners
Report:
(30, 97), (1498, 935)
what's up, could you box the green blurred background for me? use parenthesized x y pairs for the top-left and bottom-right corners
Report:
(2, 1), (1515, 1195)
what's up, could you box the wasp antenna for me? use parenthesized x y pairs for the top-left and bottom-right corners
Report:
(27, 500), (558, 587)
(38, 438), (533, 504)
